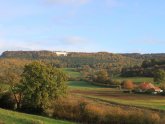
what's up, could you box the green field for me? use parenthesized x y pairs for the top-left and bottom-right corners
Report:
(68, 81), (104, 90)
(69, 80), (165, 111)
(63, 68), (154, 84)
(114, 77), (154, 83)
(84, 94), (165, 110)
(62, 68), (81, 78)
(0, 108), (74, 124)
(0, 68), (163, 124)
(65, 68), (165, 111)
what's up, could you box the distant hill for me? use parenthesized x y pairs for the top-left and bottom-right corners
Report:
(121, 57), (165, 77)
(121, 53), (165, 60)
(1, 50), (57, 59)
(1, 51), (165, 76)
(2, 51), (165, 75)
(0, 51), (142, 75)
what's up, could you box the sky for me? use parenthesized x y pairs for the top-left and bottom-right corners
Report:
(0, 0), (165, 53)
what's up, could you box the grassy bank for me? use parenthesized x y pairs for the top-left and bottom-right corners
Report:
(0, 108), (74, 124)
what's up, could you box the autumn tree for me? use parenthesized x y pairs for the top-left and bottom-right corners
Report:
(0, 64), (23, 109)
(14, 61), (68, 112)
(122, 80), (134, 92)
(94, 69), (110, 83)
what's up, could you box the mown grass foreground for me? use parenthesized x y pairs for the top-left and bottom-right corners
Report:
(0, 108), (74, 124)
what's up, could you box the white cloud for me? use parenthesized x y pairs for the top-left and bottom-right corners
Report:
(45, 0), (90, 6)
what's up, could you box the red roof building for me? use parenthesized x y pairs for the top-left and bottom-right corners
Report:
(138, 82), (163, 93)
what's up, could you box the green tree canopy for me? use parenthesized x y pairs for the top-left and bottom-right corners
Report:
(15, 61), (68, 111)
(154, 69), (165, 83)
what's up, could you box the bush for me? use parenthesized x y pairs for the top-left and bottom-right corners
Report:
(50, 96), (163, 124)
(108, 80), (121, 85)
(52, 97), (87, 122)
(154, 69), (165, 83)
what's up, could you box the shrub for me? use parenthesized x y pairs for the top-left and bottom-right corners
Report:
(110, 80), (121, 85)
(50, 96), (164, 124)
(154, 69), (165, 83)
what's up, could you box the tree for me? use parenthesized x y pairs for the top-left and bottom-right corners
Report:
(94, 70), (110, 83)
(15, 61), (68, 111)
(81, 65), (91, 78)
(154, 69), (165, 83)
(0, 66), (22, 109)
(0, 62), (22, 87)
(122, 80), (134, 92)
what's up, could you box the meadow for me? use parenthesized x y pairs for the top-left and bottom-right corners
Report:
(62, 68), (81, 79)
(0, 68), (164, 124)
(71, 87), (165, 111)
(114, 77), (154, 84)
(0, 108), (74, 124)
(66, 69), (165, 111)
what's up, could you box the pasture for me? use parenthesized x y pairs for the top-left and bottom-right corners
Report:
(62, 68), (81, 78)
(0, 108), (74, 124)
(68, 81), (104, 90)
(69, 80), (165, 111)
(65, 68), (165, 111)
(114, 77), (154, 84)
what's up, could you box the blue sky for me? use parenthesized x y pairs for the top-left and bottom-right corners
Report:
(0, 0), (165, 53)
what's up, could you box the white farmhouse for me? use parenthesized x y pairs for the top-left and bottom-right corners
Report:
(55, 51), (68, 56)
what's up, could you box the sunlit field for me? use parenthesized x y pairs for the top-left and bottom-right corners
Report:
(69, 80), (165, 111)
(0, 108), (74, 124)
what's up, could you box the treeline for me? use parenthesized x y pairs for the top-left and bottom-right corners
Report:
(121, 53), (165, 60)
(121, 59), (165, 77)
(1, 51), (142, 75)
(2, 51), (165, 76)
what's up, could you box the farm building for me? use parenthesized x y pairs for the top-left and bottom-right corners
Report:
(136, 82), (163, 94)
(54, 51), (68, 56)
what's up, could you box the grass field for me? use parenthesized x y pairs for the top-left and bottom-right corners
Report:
(69, 80), (165, 111)
(0, 68), (163, 123)
(63, 68), (154, 84)
(72, 88), (165, 110)
(68, 81), (105, 90)
(0, 108), (74, 124)
(64, 68), (165, 111)
(62, 68), (81, 78)
(114, 77), (154, 83)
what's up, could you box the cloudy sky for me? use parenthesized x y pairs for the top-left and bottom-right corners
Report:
(0, 0), (165, 53)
